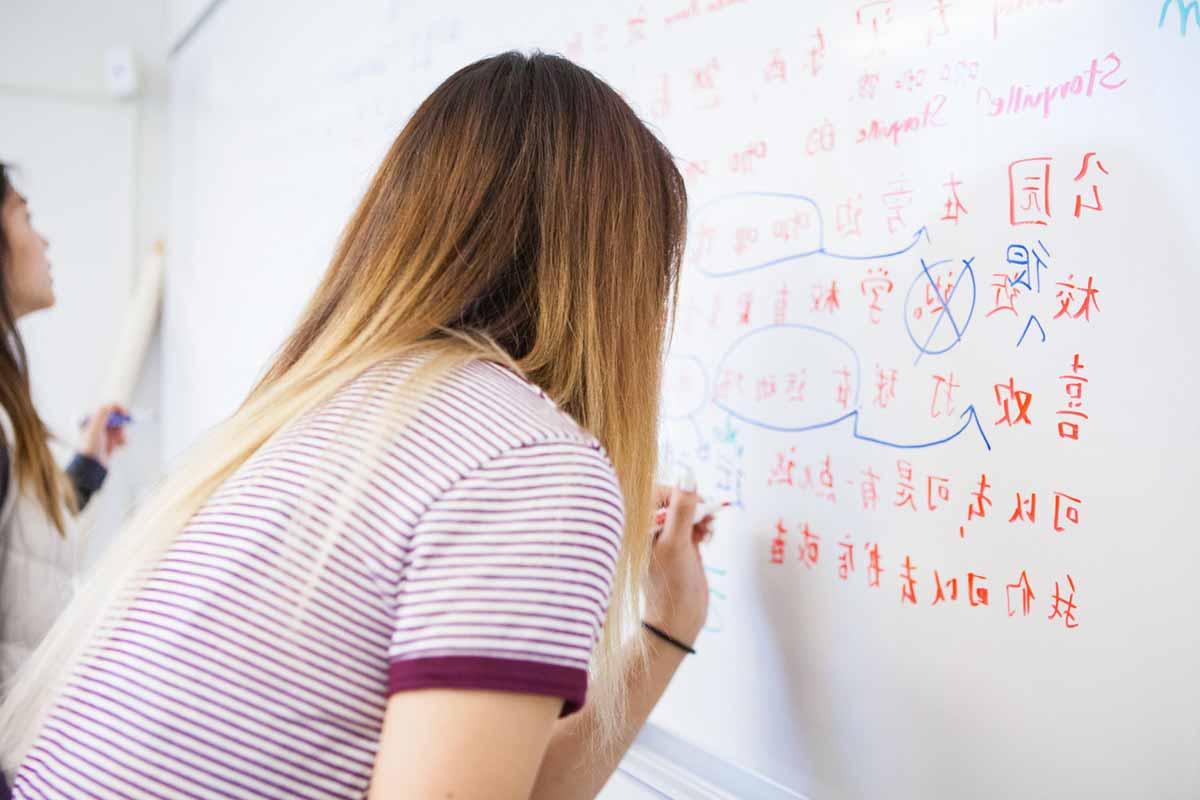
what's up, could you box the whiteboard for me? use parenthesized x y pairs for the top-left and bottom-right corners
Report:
(167, 2), (1200, 797)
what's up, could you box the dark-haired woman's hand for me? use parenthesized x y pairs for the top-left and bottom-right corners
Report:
(78, 402), (130, 467)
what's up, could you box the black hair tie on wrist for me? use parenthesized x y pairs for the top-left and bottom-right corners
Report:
(642, 621), (696, 655)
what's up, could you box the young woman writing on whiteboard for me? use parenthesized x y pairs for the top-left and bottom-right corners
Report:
(0, 53), (713, 798)
(0, 164), (129, 798)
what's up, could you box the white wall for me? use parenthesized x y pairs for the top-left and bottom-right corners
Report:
(0, 0), (170, 558)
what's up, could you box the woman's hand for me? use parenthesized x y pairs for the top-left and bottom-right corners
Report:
(78, 403), (130, 467)
(642, 477), (718, 649)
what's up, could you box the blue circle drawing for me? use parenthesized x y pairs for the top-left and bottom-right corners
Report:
(904, 257), (976, 358)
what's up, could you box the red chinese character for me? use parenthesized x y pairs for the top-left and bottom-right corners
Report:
(651, 73), (670, 118)
(860, 466), (880, 511)
(1052, 492), (1081, 533)
(627, 11), (648, 44)
(967, 473), (992, 521)
(1057, 353), (1088, 440)
(837, 194), (864, 238)
(774, 283), (789, 324)
(882, 177), (913, 234)
(767, 447), (797, 486)
(834, 366), (853, 410)
(856, 0), (895, 54)
(931, 570), (958, 605)
(798, 522), (821, 567)
(994, 377), (1033, 426)
(912, 268), (955, 320)
(770, 519), (788, 564)
(1008, 156), (1052, 226)
(1054, 274), (1100, 321)
(809, 27), (826, 76)
(1006, 569), (1036, 617)
(816, 456), (836, 503)
(690, 223), (716, 268)
(940, 172), (968, 223)
(755, 375), (778, 401)
(927, 475), (950, 511)
(715, 368), (744, 401)
(857, 70), (880, 99)
(1072, 151), (1109, 217)
(900, 556), (918, 604)
(785, 370), (806, 402)
(967, 572), (989, 606)
(773, 210), (812, 240)
(861, 268), (894, 324)
(874, 365), (898, 409)
(1048, 574), (1079, 628)
(987, 272), (1021, 317)
(811, 280), (841, 313)
(927, 0), (952, 45)
(837, 535), (855, 580)
(930, 372), (958, 418)
(1009, 492), (1037, 523)
(692, 58), (720, 109)
(736, 291), (753, 325)
(764, 48), (787, 83)
(894, 460), (917, 511)
(733, 225), (759, 253)
(864, 541), (883, 587)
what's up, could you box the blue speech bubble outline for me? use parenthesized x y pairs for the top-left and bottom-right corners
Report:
(688, 191), (929, 279)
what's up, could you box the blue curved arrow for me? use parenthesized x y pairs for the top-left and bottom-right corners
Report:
(690, 191), (930, 278)
(713, 403), (991, 451)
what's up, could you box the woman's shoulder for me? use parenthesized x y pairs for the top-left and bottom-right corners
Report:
(370, 356), (609, 457)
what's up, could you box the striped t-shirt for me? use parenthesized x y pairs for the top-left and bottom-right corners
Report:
(12, 358), (625, 799)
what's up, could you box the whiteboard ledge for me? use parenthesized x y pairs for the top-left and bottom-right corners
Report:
(616, 723), (809, 799)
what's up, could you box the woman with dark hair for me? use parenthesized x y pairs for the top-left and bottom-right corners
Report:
(3, 53), (711, 799)
(0, 163), (129, 770)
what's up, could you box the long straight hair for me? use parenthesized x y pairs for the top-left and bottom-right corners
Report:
(0, 51), (687, 760)
(0, 163), (77, 534)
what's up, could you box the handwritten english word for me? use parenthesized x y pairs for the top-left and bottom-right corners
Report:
(978, 52), (1126, 120)
(856, 94), (948, 147)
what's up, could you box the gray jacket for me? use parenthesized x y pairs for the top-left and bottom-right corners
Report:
(0, 408), (106, 690)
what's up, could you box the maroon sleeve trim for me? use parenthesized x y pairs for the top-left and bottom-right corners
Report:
(387, 656), (588, 718)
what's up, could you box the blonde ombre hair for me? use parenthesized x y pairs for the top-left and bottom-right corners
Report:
(0, 51), (686, 763)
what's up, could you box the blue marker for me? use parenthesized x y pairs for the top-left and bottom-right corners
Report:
(105, 411), (133, 429)
(79, 411), (135, 430)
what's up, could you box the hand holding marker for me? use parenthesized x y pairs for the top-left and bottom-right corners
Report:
(79, 407), (146, 430)
(653, 465), (730, 534)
